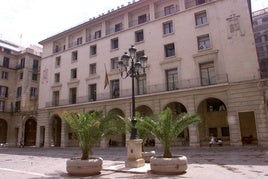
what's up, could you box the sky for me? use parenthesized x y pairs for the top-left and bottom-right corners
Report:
(0, 0), (267, 47)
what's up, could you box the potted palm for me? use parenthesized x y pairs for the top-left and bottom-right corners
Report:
(139, 108), (200, 174)
(61, 111), (125, 176)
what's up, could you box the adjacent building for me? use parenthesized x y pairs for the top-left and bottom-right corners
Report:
(20, 0), (267, 148)
(0, 39), (41, 146)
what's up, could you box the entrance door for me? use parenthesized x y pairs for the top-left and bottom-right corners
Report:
(0, 119), (7, 143)
(24, 118), (37, 146)
(239, 112), (258, 145)
(52, 117), (61, 147)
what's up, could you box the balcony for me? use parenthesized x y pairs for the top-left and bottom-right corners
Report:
(185, 0), (213, 9)
(53, 46), (65, 53)
(129, 15), (150, 28)
(106, 25), (124, 35)
(45, 74), (228, 108)
(155, 6), (180, 19)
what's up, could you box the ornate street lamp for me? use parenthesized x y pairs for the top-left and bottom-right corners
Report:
(118, 45), (148, 140)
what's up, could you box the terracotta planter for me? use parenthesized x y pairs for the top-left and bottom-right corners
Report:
(142, 151), (155, 163)
(150, 155), (187, 175)
(66, 156), (103, 176)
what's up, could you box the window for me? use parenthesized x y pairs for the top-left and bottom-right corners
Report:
(111, 79), (120, 98)
(94, 30), (101, 39)
(111, 57), (119, 70)
(115, 23), (123, 32)
(197, 0), (206, 5)
(19, 72), (23, 80)
(15, 101), (21, 112)
(163, 21), (173, 35)
(221, 127), (230, 137)
(3, 57), (9, 68)
(89, 63), (96, 75)
(32, 73), (38, 81)
(90, 45), (97, 56)
(164, 5), (175, 16)
(137, 75), (147, 95)
(72, 51), (78, 61)
(33, 59), (39, 70)
(200, 62), (216, 86)
(1, 71), (8, 79)
(164, 43), (175, 57)
(209, 128), (218, 137)
(166, 69), (178, 91)
(19, 58), (25, 68)
(111, 38), (119, 49)
(52, 91), (60, 106)
(135, 30), (144, 42)
(30, 87), (37, 97)
(138, 14), (147, 24)
(88, 84), (97, 101)
(54, 73), (60, 83)
(77, 37), (82, 45)
(69, 87), (77, 104)
(195, 11), (207, 26)
(0, 86), (8, 97)
(71, 68), (77, 79)
(17, 87), (22, 98)
(0, 101), (4, 112)
(198, 34), (211, 50)
(55, 56), (61, 67)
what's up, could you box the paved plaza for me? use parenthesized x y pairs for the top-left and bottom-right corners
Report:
(0, 146), (267, 178)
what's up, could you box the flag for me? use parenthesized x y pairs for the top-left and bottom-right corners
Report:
(104, 64), (109, 89)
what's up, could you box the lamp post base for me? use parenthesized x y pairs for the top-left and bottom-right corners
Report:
(125, 139), (145, 168)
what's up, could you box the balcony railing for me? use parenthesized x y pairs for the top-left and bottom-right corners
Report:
(106, 25), (124, 35)
(155, 6), (180, 19)
(45, 74), (228, 108)
(129, 16), (150, 28)
(185, 0), (213, 9)
(53, 46), (65, 53)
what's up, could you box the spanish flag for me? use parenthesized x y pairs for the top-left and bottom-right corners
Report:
(104, 64), (109, 89)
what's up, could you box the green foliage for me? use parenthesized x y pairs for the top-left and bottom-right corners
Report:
(61, 111), (126, 160)
(138, 108), (200, 158)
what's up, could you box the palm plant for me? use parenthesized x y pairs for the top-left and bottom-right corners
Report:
(61, 111), (126, 160)
(139, 108), (200, 158)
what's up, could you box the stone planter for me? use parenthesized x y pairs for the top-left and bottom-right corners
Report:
(150, 155), (188, 175)
(66, 156), (103, 176)
(142, 151), (155, 163)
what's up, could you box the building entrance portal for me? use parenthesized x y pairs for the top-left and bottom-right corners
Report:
(52, 116), (61, 147)
(24, 118), (37, 146)
(238, 112), (258, 145)
(0, 119), (7, 143)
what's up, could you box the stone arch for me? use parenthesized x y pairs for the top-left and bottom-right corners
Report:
(136, 105), (153, 117)
(197, 97), (229, 146)
(24, 118), (37, 146)
(51, 114), (62, 147)
(0, 119), (7, 143)
(108, 108), (125, 147)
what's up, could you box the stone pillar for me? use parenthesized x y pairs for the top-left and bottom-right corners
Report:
(100, 138), (109, 149)
(125, 139), (145, 168)
(44, 121), (51, 147)
(228, 112), (242, 146)
(189, 123), (200, 147)
(61, 120), (68, 147)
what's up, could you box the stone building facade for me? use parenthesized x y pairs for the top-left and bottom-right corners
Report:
(36, 0), (268, 148)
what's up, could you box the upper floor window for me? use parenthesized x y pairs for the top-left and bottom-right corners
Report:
(88, 84), (97, 101)
(111, 38), (119, 50)
(111, 79), (120, 98)
(19, 58), (25, 68)
(32, 73), (38, 81)
(137, 75), (147, 95)
(52, 91), (60, 106)
(1, 71), (8, 79)
(197, 34), (211, 50)
(111, 57), (119, 70)
(69, 87), (77, 104)
(54, 73), (60, 83)
(33, 59), (39, 70)
(135, 30), (144, 42)
(166, 68), (178, 91)
(195, 11), (207, 26)
(94, 30), (101, 39)
(0, 86), (8, 98)
(0, 101), (4, 112)
(77, 37), (82, 45)
(138, 14), (147, 24)
(163, 21), (173, 35)
(17, 86), (22, 98)
(115, 23), (123, 32)
(164, 5), (175, 16)
(89, 63), (96, 75)
(90, 45), (97, 56)
(15, 101), (21, 112)
(30, 87), (38, 97)
(19, 72), (23, 80)
(72, 51), (78, 61)
(3, 57), (9, 68)
(200, 62), (216, 86)
(71, 68), (77, 79)
(164, 43), (175, 57)
(55, 56), (61, 67)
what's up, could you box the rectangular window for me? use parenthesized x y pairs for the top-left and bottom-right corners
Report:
(111, 38), (119, 49)
(135, 30), (144, 42)
(69, 88), (77, 104)
(33, 59), (39, 70)
(3, 57), (9, 68)
(19, 72), (23, 80)
(32, 73), (38, 81)
(195, 11), (207, 26)
(198, 34), (211, 50)
(164, 5), (175, 16)
(15, 101), (21, 112)
(111, 79), (120, 98)
(221, 127), (230, 137)
(71, 68), (77, 79)
(72, 51), (78, 61)
(94, 30), (101, 39)
(52, 91), (60, 106)
(55, 56), (61, 67)
(17, 87), (22, 98)
(77, 37), (82, 45)
(137, 75), (147, 95)
(164, 43), (175, 57)
(54, 73), (60, 83)
(20, 58), (25, 68)
(88, 84), (97, 101)
(90, 45), (97, 56)
(0, 101), (4, 112)
(115, 23), (122, 32)
(0, 86), (8, 97)
(138, 14), (147, 24)
(30, 87), (37, 97)
(163, 21), (173, 34)
(1, 71), (8, 79)
(89, 63), (96, 75)
(111, 57), (119, 70)
(200, 62), (216, 86)
(209, 128), (218, 137)
(166, 69), (178, 91)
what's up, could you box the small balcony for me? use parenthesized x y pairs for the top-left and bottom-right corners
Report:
(185, 0), (214, 9)
(155, 6), (180, 19)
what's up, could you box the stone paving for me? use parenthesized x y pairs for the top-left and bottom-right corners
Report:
(0, 146), (267, 178)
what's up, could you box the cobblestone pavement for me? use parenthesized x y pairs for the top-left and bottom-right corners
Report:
(0, 146), (267, 178)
